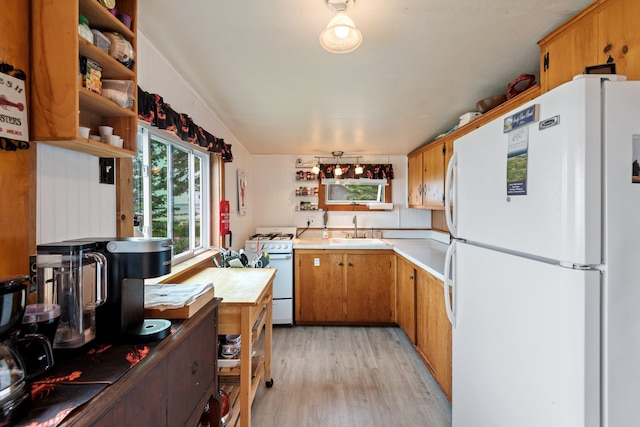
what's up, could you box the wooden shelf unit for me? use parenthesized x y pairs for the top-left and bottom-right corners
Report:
(31, 0), (138, 158)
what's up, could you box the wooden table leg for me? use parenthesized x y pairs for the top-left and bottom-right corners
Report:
(264, 295), (273, 387)
(240, 305), (252, 427)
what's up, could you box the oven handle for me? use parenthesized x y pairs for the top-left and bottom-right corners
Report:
(267, 254), (292, 260)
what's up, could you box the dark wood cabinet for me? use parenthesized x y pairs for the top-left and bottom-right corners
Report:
(167, 303), (219, 427)
(59, 299), (221, 427)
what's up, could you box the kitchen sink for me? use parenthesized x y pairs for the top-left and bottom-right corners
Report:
(329, 238), (388, 246)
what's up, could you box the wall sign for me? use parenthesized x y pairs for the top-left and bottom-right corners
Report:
(504, 104), (539, 133)
(506, 127), (529, 196)
(0, 71), (28, 143)
(237, 169), (248, 216)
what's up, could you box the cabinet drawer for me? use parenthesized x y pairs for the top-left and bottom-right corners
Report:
(166, 308), (218, 426)
(91, 358), (168, 426)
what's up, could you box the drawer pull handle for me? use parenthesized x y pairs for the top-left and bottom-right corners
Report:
(191, 361), (199, 374)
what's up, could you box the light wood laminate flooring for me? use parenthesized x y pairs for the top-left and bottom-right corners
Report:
(251, 326), (452, 427)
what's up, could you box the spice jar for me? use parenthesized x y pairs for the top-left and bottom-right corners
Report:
(78, 15), (93, 44)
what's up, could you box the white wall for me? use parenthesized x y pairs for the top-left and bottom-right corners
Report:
(37, 145), (116, 243)
(36, 30), (430, 247)
(250, 154), (430, 236)
(137, 31), (254, 247)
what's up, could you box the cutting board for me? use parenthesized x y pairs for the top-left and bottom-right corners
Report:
(144, 287), (215, 319)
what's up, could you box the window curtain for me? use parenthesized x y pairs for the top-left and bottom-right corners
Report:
(318, 164), (394, 179)
(137, 86), (233, 162)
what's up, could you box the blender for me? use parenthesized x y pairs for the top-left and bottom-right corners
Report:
(35, 241), (107, 350)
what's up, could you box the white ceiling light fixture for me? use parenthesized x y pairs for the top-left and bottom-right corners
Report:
(320, 0), (362, 54)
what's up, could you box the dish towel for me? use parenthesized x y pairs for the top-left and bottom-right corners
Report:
(144, 283), (214, 311)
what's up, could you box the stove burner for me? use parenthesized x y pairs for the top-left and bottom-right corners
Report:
(248, 233), (276, 240)
(272, 234), (294, 241)
(248, 233), (294, 241)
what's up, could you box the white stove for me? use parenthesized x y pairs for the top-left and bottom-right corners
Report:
(244, 227), (296, 325)
(244, 227), (295, 255)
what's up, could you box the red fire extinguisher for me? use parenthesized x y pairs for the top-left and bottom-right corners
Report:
(220, 200), (231, 247)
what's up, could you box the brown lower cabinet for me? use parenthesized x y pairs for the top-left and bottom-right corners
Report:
(416, 267), (452, 401)
(396, 256), (417, 343)
(295, 249), (396, 324)
(396, 255), (452, 401)
(59, 299), (221, 426)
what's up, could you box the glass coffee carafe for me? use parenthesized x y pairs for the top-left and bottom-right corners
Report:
(35, 241), (107, 350)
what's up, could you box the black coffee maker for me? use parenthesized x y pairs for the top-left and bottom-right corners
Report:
(0, 275), (54, 427)
(89, 237), (173, 342)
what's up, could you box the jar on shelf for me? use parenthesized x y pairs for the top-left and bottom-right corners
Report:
(78, 15), (93, 44)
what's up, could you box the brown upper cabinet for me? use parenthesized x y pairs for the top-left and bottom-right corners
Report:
(408, 140), (446, 210)
(538, 0), (640, 92)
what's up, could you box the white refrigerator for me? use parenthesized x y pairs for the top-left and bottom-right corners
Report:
(443, 75), (640, 427)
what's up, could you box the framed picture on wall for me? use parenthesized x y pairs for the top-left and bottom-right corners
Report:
(237, 169), (248, 216)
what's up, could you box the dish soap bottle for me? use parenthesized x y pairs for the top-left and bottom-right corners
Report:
(322, 227), (329, 239)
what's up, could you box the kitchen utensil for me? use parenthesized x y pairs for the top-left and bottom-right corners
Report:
(116, 13), (132, 30)
(476, 94), (507, 113)
(78, 126), (90, 139)
(0, 276), (28, 336)
(225, 334), (241, 345)
(98, 126), (113, 137)
(35, 241), (107, 349)
(21, 304), (61, 345)
(107, 134), (121, 146)
(221, 344), (238, 358)
(219, 389), (231, 426)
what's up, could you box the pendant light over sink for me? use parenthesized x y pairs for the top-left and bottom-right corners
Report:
(320, 0), (362, 54)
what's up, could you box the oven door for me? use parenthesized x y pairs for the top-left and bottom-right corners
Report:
(266, 253), (293, 299)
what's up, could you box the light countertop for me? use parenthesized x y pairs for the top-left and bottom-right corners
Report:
(179, 267), (276, 304)
(294, 238), (448, 280)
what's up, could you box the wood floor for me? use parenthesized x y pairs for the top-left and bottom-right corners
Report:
(250, 326), (452, 427)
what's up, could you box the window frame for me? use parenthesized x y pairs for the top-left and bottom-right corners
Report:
(135, 123), (212, 262)
(318, 179), (392, 211)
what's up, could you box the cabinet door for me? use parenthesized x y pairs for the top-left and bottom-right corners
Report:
(91, 358), (168, 427)
(407, 152), (424, 207)
(346, 253), (394, 323)
(416, 268), (452, 400)
(167, 305), (218, 426)
(597, 0), (640, 80)
(539, 13), (598, 92)
(396, 257), (416, 343)
(423, 141), (445, 209)
(295, 252), (345, 322)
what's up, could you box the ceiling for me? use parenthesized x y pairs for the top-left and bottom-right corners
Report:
(138, 0), (591, 156)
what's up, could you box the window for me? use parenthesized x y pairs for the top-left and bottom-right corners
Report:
(134, 125), (210, 260)
(318, 179), (391, 211)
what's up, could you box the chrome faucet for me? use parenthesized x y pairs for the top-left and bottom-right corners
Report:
(353, 214), (358, 238)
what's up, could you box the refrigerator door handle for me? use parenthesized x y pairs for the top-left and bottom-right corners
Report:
(445, 150), (457, 237)
(444, 239), (457, 327)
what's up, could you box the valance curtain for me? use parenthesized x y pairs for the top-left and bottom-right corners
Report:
(318, 164), (394, 180)
(137, 86), (233, 162)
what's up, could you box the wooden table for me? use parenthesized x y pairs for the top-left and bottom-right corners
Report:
(181, 268), (275, 427)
